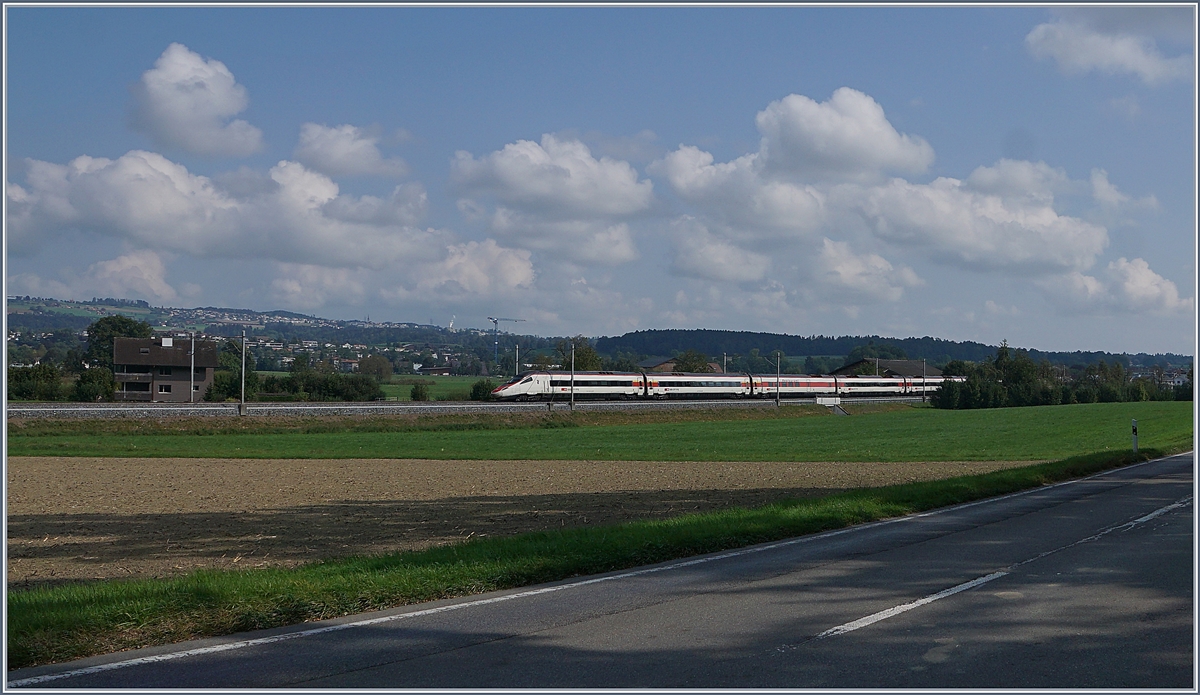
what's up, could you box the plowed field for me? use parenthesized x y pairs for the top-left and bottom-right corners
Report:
(8, 456), (1038, 589)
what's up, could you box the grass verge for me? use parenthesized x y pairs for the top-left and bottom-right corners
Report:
(7, 446), (1184, 670)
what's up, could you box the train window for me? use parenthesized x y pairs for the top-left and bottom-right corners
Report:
(521, 377), (533, 384)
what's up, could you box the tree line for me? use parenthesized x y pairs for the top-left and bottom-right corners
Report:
(933, 342), (1192, 410)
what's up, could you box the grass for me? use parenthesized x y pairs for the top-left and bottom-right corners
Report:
(7, 445), (1187, 670)
(379, 375), (487, 401)
(7, 401), (1193, 462)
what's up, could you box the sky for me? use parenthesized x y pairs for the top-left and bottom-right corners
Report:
(4, 4), (1196, 354)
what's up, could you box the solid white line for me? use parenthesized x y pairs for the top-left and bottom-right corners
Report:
(9, 454), (1191, 687)
(812, 494), (1193, 642)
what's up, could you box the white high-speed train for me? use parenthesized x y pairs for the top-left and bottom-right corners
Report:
(490, 371), (959, 401)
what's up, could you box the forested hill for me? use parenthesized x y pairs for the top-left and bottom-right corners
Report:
(593, 329), (1189, 368)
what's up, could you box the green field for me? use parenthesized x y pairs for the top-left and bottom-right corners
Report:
(8, 401), (1191, 461)
(378, 375), (490, 401)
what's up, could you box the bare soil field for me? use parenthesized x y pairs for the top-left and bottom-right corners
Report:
(8, 456), (1038, 590)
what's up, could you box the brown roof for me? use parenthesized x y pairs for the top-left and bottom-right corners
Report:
(831, 359), (943, 377)
(114, 337), (219, 368)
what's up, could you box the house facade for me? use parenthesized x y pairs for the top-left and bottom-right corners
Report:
(113, 336), (219, 402)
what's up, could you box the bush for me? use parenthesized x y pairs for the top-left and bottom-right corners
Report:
(470, 379), (496, 401)
(7, 363), (66, 401)
(73, 367), (114, 402)
(410, 382), (430, 401)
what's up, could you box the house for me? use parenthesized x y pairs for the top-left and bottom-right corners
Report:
(419, 365), (453, 376)
(113, 336), (219, 402)
(637, 356), (723, 373)
(831, 359), (943, 378)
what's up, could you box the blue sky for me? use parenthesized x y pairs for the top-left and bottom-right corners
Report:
(5, 5), (1195, 354)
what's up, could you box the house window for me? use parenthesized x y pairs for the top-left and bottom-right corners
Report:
(158, 384), (172, 393)
(122, 382), (150, 392)
(159, 366), (173, 376)
(140, 348), (150, 354)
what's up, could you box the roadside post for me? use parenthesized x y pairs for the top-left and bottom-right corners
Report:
(1132, 419), (1138, 453)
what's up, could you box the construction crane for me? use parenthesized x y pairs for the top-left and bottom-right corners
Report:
(487, 317), (526, 371)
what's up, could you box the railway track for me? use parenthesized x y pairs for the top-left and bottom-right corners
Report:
(6, 397), (926, 418)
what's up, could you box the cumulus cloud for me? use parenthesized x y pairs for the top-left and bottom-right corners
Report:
(452, 134), (653, 264)
(7, 150), (447, 270)
(669, 217), (771, 283)
(649, 146), (825, 239)
(131, 43), (264, 156)
(269, 264), (366, 311)
(382, 239), (535, 303)
(490, 209), (639, 266)
(293, 123), (409, 178)
(1026, 17), (1192, 85)
(1042, 257), (1193, 314)
(453, 134), (653, 217)
(754, 88), (934, 181)
(848, 161), (1109, 273)
(1090, 168), (1157, 211)
(811, 238), (922, 304)
(8, 250), (181, 304)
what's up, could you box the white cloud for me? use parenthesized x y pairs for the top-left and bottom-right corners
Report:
(382, 239), (535, 303)
(269, 264), (366, 311)
(1026, 19), (1192, 85)
(1090, 168), (1157, 211)
(811, 238), (922, 304)
(491, 209), (639, 266)
(452, 134), (653, 217)
(7, 151), (446, 270)
(8, 251), (180, 304)
(1042, 257), (1193, 314)
(755, 88), (934, 181)
(650, 146), (825, 239)
(849, 164), (1109, 273)
(669, 217), (771, 283)
(452, 134), (653, 265)
(131, 43), (264, 156)
(293, 123), (409, 178)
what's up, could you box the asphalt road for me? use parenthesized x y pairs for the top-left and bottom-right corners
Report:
(10, 452), (1193, 689)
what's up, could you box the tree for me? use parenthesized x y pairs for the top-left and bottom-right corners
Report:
(73, 367), (114, 401)
(359, 354), (393, 382)
(846, 340), (907, 363)
(7, 363), (66, 401)
(673, 349), (714, 373)
(204, 339), (260, 401)
(84, 315), (152, 370)
(555, 336), (602, 371)
(410, 382), (430, 401)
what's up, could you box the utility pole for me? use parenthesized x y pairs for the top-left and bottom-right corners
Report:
(922, 358), (926, 403)
(239, 329), (247, 416)
(189, 332), (195, 404)
(570, 343), (575, 412)
(487, 317), (526, 373)
(515, 344), (520, 376)
(723, 352), (727, 373)
(776, 352), (781, 407)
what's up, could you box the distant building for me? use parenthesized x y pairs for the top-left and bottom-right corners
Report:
(113, 336), (218, 402)
(637, 356), (723, 373)
(831, 359), (942, 378)
(419, 365), (452, 376)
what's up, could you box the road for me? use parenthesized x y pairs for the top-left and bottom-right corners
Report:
(9, 452), (1193, 689)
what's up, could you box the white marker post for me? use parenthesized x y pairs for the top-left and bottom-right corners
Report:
(1132, 419), (1138, 453)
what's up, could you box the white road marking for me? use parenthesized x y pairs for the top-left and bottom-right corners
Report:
(9, 454), (1191, 687)
(809, 494), (1192, 641)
